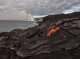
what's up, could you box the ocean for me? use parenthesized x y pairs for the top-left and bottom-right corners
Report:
(0, 20), (36, 32)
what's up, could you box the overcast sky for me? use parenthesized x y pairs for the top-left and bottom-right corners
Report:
(0, 0), (80, 20)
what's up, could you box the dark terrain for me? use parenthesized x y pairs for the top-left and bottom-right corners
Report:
(0, 12), (80, 59)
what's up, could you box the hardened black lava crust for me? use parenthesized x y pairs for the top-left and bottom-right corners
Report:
(0, 12), (80, 59)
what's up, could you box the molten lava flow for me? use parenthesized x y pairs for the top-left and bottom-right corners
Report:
(47, 26), (60, 37)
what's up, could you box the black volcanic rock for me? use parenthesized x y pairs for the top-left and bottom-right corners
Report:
(0, 12), (80, 59)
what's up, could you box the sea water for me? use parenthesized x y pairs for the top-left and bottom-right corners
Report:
(0, 20), (36, 32)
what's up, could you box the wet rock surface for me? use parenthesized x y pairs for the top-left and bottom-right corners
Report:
(0, 12), (80, 59)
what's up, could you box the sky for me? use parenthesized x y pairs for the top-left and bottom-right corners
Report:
(0, 0), (80, 20)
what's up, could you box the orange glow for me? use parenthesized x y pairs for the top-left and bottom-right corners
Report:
(47, 26), (60, 37)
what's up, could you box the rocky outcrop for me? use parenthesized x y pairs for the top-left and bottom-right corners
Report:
(0, 12), (80, 59)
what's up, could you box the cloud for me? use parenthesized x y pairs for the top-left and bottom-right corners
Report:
(0, 0), (80, 20)
(63, 4), (80, 14)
